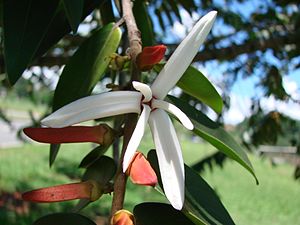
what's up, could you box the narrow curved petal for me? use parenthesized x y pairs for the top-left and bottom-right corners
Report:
(132, 81), (152, 102)
(123, 104), (151, 172)
(148, 109), (185, 210)
(151, 11), (217, 99)
(42, 91), (141, 128)
(152, 99), (194, 130)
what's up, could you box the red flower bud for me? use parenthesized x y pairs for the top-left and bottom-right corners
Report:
(136, 45), (167, 71)
(23, 125), (113, 145)
(126, 152), (158, 187)
(111, 209), (135, 225)
(22, 180), (102, 203)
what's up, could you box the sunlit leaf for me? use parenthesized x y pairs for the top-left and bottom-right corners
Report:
(33, 213), (96, 225)
(53, 22), (122, 110)
(154, 64), (223, 113)
(49, 23), (121, 164)
(134, 203), (195, 225)
(148, 150), (235, 225)
(62, 0), (84, 33)
(167, 96), (258, 183)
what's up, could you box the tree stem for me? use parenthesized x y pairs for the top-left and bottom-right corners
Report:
(111, 0), (142, 216)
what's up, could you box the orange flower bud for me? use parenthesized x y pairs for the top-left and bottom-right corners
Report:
(136, 45), (166, 71)
(22, 180), (102, 203)
(126, 152), (158, 187)
(23, 124), (114, 145)
(111, 209), (135, 225)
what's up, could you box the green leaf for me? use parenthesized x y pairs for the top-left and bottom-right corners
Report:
(134, 203), (195, 225)
(133, 0), (154, 47)
(33, 213), (96, 225)
(49, 143), (60, 167)
(154, 64), (223, 113)
(147, 150), (235, 225)
(3, 0), (102, 85)
(82, 156), (116, 186)
(62, 0), (84, 33)
(177, 66), (223, 113)
(167, 96), (258, 184)
(3, 0), (60, 85)
(34, 0), (102, 60)
(79, 145), (109, 168)
(53, 22), (122, 110)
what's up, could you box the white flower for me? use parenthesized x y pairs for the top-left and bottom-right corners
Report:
(42, 11), (217, 210)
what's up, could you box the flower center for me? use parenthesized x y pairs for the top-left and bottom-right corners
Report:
(132, 81), (156, 111)
(132, 81), (194, 130)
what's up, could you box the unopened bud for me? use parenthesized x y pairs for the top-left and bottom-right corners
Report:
(23, 124), (115, 145)
(126, 152), (158, 187)
(109, 53), (130, 70)
(22, 180), (102, 203)
(136, 45), (166, 71)
(111, 209), (135, 225)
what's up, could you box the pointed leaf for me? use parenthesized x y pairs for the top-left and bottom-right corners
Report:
(53, 23), (122, 110)
(62, 0), (84, 33)
(148, 150), (235, 225)
(33, 213), (96, 225)
(79, 145), (109, 168)
(154, 64), (223, 113)
(134, 203), (195, 225)
(184, 165), (235, 225)
(82, 156), (116, 186)
(49, 144), (60, 167)
(167, 96), (258, 183)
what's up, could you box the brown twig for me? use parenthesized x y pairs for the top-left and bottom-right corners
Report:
(110, 0), (142, 215)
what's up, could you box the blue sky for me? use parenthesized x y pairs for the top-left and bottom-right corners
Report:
(160, 6), (300, 124)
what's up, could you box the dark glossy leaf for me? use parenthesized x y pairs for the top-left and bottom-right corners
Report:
(134, 203), (195, 225)
(148, 150), (235, 225)
(79, 145), (109, 168)
(133, 0), (154, 46)
(62, 0), (84, 33)
(3, 0), (102, 85)
(154, 64), (223, 113)
(167, 96), (258, 183)
(53, 22), (122, 110)
(3, 0), (60, 85)
(33, 213), (96, 225)
(49, 143), (60, 167)
(99, 0), (115, 24)
(34, 0), (102, 60)
(82, 156), (116, 186)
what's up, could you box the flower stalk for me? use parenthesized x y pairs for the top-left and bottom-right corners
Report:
(111, 0), (143, 215)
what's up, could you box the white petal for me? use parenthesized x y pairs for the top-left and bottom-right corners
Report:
(152, 99), (194, 130)
(148, 109), (185, 210)
(132, 81), (152, 102)
(151, 11), (217, 99)
(42, 91), (141, 128)
(123, 104), (151, 172)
